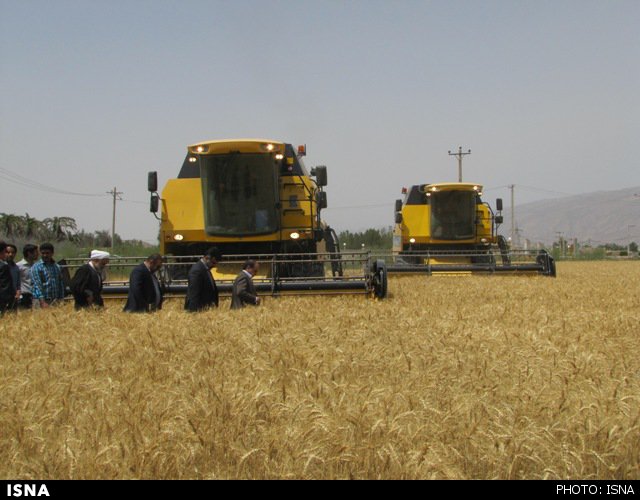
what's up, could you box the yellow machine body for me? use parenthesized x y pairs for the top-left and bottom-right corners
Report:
(388, 181), (556, 276)
(394, 183), (496, 246)
(150, 139), (336, 280)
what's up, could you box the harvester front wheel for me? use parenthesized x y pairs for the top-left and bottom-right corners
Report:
(371, 260), (388, 299)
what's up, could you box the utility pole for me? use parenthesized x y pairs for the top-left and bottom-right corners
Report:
(448, 146), (471, 182)
(509, 184), (515, 247)
(515, 225), (523, 249)
(107, 187), (123, 251)
(555, 231), (565, 257)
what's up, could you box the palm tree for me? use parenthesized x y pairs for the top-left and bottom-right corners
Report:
(21, 213), (44, 239)
(43, 216), (78, 241)
(0, 213), (24, 238)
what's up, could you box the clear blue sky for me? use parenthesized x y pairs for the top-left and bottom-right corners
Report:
(1, 0), (638, 242)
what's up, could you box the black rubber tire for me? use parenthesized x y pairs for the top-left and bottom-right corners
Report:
(372, 260), (388, 299)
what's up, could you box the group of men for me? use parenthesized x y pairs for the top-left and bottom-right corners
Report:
(121, 249), (260, 313)
(0, 241), (260, 315)
(0, 241), (61, 313)
(184, 248), (261, 312)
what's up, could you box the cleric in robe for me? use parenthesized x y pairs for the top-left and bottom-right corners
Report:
(70, 250), (110, 309)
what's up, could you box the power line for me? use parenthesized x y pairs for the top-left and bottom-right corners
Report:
(0, 167), (105, 197)
(324, 203), (390, 210)
(517, 184), (574, 197)
(483, 184), (573, 197)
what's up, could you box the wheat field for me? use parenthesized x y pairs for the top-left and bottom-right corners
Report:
(1, 261), (638, 479)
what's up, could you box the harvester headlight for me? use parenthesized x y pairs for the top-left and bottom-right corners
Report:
(481, 238), (488, 243)
(290, 232), (300, 240)
(430, 186), (438, 192)
(275, 153), (284, 160)
(173, 234), (184, 241)
(261, 143), (280, 152)
(473, 185), (479, 191)
(409, 238), (416, 244)
(195, 145), (209, 153)
(188, 157), (197, 163)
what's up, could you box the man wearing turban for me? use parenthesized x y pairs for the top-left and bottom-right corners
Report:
(70, 249), (110, 309)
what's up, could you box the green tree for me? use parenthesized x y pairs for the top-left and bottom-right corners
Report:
(337, 227), (393, 250)
(0, 213), (24, 238)
(20, 213), (44, 238)
(94, 230), (111, 247)
(43, 216), (78, 241)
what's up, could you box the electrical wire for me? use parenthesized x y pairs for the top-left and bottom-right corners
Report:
(516, 184), (574, 197)
(120, 199), (147, 205)
(0, 167), (106, 197)
(323, 204), (390, 210)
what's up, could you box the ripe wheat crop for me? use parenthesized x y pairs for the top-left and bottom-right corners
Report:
(1, 261), (638, 479)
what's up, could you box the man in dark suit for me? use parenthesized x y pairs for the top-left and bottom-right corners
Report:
(5, 244), (20, 311)
(0, 242), (17, 316)
(184, 247), (222, 312)
(231, 259), (260, 310)
(123, 254), (164, 313)
(70, 250), (110, 310)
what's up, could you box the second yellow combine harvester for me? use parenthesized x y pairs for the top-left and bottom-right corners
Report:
(387, 182), (556, 276)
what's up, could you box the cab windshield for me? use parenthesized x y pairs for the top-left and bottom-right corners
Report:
(430, 190), (476, 240)
(200, 153), (278, 235)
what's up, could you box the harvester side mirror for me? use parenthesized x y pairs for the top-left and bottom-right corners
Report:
(150, 193), (159, 213)
(496, 198), (503, 211)
(313, 166), (328, 187)
(395, 212), (403, 224)
(395, 199), (403, 212)
(495, 215), (503, 224)
(317, 191), (328, 209)
(148, 171), (158, 192)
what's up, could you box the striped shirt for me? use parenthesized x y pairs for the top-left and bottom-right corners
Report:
(31, 260), (65, 301)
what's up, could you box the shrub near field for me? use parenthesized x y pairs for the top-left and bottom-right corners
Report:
(0, 261), (638, 479)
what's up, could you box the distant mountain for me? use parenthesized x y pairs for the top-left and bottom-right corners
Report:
(501, 187), (640, 246)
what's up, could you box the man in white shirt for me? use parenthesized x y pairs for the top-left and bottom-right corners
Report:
(16, 244), (39, 309)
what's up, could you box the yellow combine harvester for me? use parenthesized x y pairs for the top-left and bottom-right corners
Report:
(141, 138), (387, 297)
(386, 182), (556, 276)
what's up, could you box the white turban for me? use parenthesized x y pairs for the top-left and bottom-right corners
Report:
(90, 250), (111, 260)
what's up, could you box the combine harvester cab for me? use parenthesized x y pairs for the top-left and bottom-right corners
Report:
(137, 139), (388, 299)
(383, 182), (556, 276)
